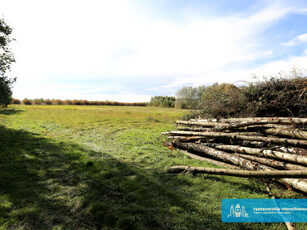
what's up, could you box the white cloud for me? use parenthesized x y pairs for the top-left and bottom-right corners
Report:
(283, 33), (307, 47)
(0, 0), (306, 101)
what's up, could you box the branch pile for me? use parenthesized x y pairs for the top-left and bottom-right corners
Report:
(162, 117), (307, 194)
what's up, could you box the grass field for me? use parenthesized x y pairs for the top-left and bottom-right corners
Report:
(0, 105), (305, 230)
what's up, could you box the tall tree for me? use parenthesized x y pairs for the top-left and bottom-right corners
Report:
(0, 18), (15, 108)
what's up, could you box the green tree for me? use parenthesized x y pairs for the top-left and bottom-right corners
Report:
(200, 83), (245, 118)
(0, 18), (15, 108)
(175, 86), (206, 109)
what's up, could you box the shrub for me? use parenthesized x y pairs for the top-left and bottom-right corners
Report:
(33, 98), (44, 105)
(242, 76), (307, 117)
(11, 98), (21, 104)
(200, 83), (245, 118)
(44, 99), (52, 105)
(22, 98), (32, 105)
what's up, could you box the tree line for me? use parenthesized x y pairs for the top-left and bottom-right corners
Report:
(11, 98), (147, 106)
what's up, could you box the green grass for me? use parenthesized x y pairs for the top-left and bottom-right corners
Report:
(0, 105), (305, 229)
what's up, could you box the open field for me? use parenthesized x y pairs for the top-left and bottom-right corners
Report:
(0, 105), (305, 229)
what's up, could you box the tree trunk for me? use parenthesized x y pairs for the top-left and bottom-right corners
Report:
(172, 140), (307, 193)
(167, 166), (307, 178)
(263, 128), (307, 140)
(178, 150), (240, 169)
(234, 153), (307, 170)
(202, 143), (307, 166)
(218, 117), (307, 125)
(164, 131), (307, 147)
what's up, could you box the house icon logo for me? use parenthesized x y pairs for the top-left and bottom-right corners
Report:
(228, 204), (249, 218)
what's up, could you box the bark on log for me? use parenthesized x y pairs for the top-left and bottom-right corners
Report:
(179, 150), (240, 169)
(263, 128), (307, 140)
(177, 127), (212, 132)
(173, 140), (268, 170)
(217, 117), (307, 125)
(234, 153), (307, 170)
(164, 131), (307, 147)
(167, 166), (307, 178)
(177, 126), (261, 136)
(188, 117), (307, 125)
(176, 120), (226, 127)
(202, 143), (307, 166)
(167, 136), (210, 141)
(172, 140), (307, 193)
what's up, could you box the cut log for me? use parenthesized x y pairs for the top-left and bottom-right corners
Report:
(167, 136), (210, 141)
(202, 143), (307, 166)
(164, 131), (307, 147)
(176, 120), (226, 127)
(172, 140), (268, 170)
(263, 128), (307, 140)
(177, 126), (261, 136)
(172, 140), (307, 193)
(179, 150), (240, 169)
(167, 166), (307, 178)
(275, 146), (307, 156)
(177, 127), (212, 132)
(234, 154), (307, 170)
(218, 117), (307, 125)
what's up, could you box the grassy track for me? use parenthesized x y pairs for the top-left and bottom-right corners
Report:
(0, 105), (305, 229)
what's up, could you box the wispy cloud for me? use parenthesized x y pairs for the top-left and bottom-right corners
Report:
(283, 33), (307, 47)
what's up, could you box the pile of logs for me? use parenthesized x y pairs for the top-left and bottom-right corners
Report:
(162, 117), (307, 194)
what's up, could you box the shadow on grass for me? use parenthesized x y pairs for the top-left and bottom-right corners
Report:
(0, 126), (272, 230)
(0, 108), (24, 115)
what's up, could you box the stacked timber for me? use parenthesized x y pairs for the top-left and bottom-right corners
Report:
(162, 117), (307, 194)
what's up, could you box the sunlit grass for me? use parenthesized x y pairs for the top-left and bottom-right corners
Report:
(0, 105), (305, 229)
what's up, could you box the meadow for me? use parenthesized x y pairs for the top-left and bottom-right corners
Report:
(0, 105), (305, 230)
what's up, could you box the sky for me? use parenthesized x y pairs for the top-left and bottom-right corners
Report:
(1, 0), (307, 102)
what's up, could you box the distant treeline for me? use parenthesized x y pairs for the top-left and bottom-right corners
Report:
(149, 96), (176, 108)
(11, 98), (147, 106)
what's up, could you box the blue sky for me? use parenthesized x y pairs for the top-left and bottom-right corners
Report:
(1, 0), (307, 102)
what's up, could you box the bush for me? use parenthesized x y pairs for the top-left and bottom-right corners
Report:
(33, 98), (44, 105)
(22, 98), (32, 105)
(200, 83), (245, 118)
(11, 98), (21, 104)
(179, 70), (306, 119)
(44, 99), (52, 105)
(242, 76), (306, 117)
